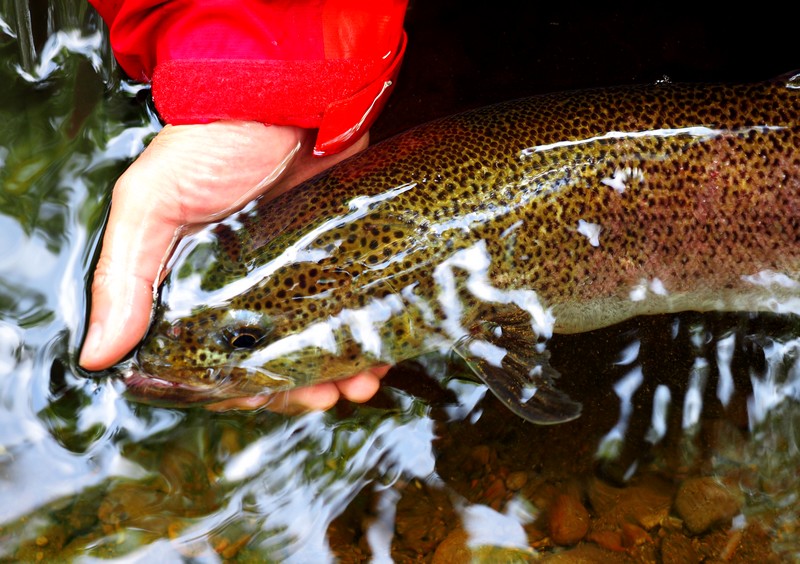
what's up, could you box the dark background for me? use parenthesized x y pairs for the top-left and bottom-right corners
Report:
(374, 2), (798, 141)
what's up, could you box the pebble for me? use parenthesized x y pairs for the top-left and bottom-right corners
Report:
(432, 530), (470, 564)
(673, 476), (741, 535)
(621, 522), (650, 547)
(505, 471), (528, 491)
(586, 529), (624, 552)
(548, 492), (590, 546)
(586, 474), (673, 530)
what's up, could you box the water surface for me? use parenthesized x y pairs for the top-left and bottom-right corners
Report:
(0, 2), (799, 562)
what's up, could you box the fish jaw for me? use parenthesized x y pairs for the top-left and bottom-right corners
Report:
(123, 361), (288, 405)
(123, 369), (228, 406)
(128, 336), (299, 406)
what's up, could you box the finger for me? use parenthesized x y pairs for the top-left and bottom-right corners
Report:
(79, 168), (181, 371)
(205, 366), (391, 413)
(335, 365), (390, 403)
(205, 383), (340, 414)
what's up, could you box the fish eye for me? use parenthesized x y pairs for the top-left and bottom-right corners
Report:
(228, 328), (263, 349)
(216, 309), (273, 351)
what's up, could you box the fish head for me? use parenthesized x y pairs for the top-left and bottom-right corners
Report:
(128, 304), (275, 403)
(127, 255), (376, 405)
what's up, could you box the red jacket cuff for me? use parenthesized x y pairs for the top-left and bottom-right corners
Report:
(151, 32), (406, 156)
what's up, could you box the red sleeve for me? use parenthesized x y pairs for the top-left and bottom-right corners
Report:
(89, 0), (408, 156)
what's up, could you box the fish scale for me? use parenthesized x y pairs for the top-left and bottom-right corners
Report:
(128, 73), (800, 424)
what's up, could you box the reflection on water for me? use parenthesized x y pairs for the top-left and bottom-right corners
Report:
(0, 2), (798, 562)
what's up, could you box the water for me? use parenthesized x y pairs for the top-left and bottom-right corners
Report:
(0, 1), (799, 562)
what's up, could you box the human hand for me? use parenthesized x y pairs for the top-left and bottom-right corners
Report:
(80, 120), (388, 412)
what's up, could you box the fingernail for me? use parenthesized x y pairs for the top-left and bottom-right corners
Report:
(79, 322), (103, 368)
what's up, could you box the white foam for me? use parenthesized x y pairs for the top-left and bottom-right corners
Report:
(338, 294), (405, 358)
(577, 219), (602, 247)
(601, 166), (645, 194)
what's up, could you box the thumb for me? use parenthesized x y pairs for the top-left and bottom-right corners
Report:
(79, 167), (182, 371)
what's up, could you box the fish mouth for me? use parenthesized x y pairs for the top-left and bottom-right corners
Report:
(123, 368), (237, 406)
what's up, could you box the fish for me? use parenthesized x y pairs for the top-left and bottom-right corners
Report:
(127, 72), (800, 424)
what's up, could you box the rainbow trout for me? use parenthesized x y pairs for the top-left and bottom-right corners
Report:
(128, 73), (800, 424)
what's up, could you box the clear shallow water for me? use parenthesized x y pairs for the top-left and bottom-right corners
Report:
(0, 2), (799, 562)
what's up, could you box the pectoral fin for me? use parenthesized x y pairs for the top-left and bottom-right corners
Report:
(452, 306), (582, 424)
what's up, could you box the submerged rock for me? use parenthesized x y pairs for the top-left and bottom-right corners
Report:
(549, 491), (590, 546)
(673, 476), (742, 535)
